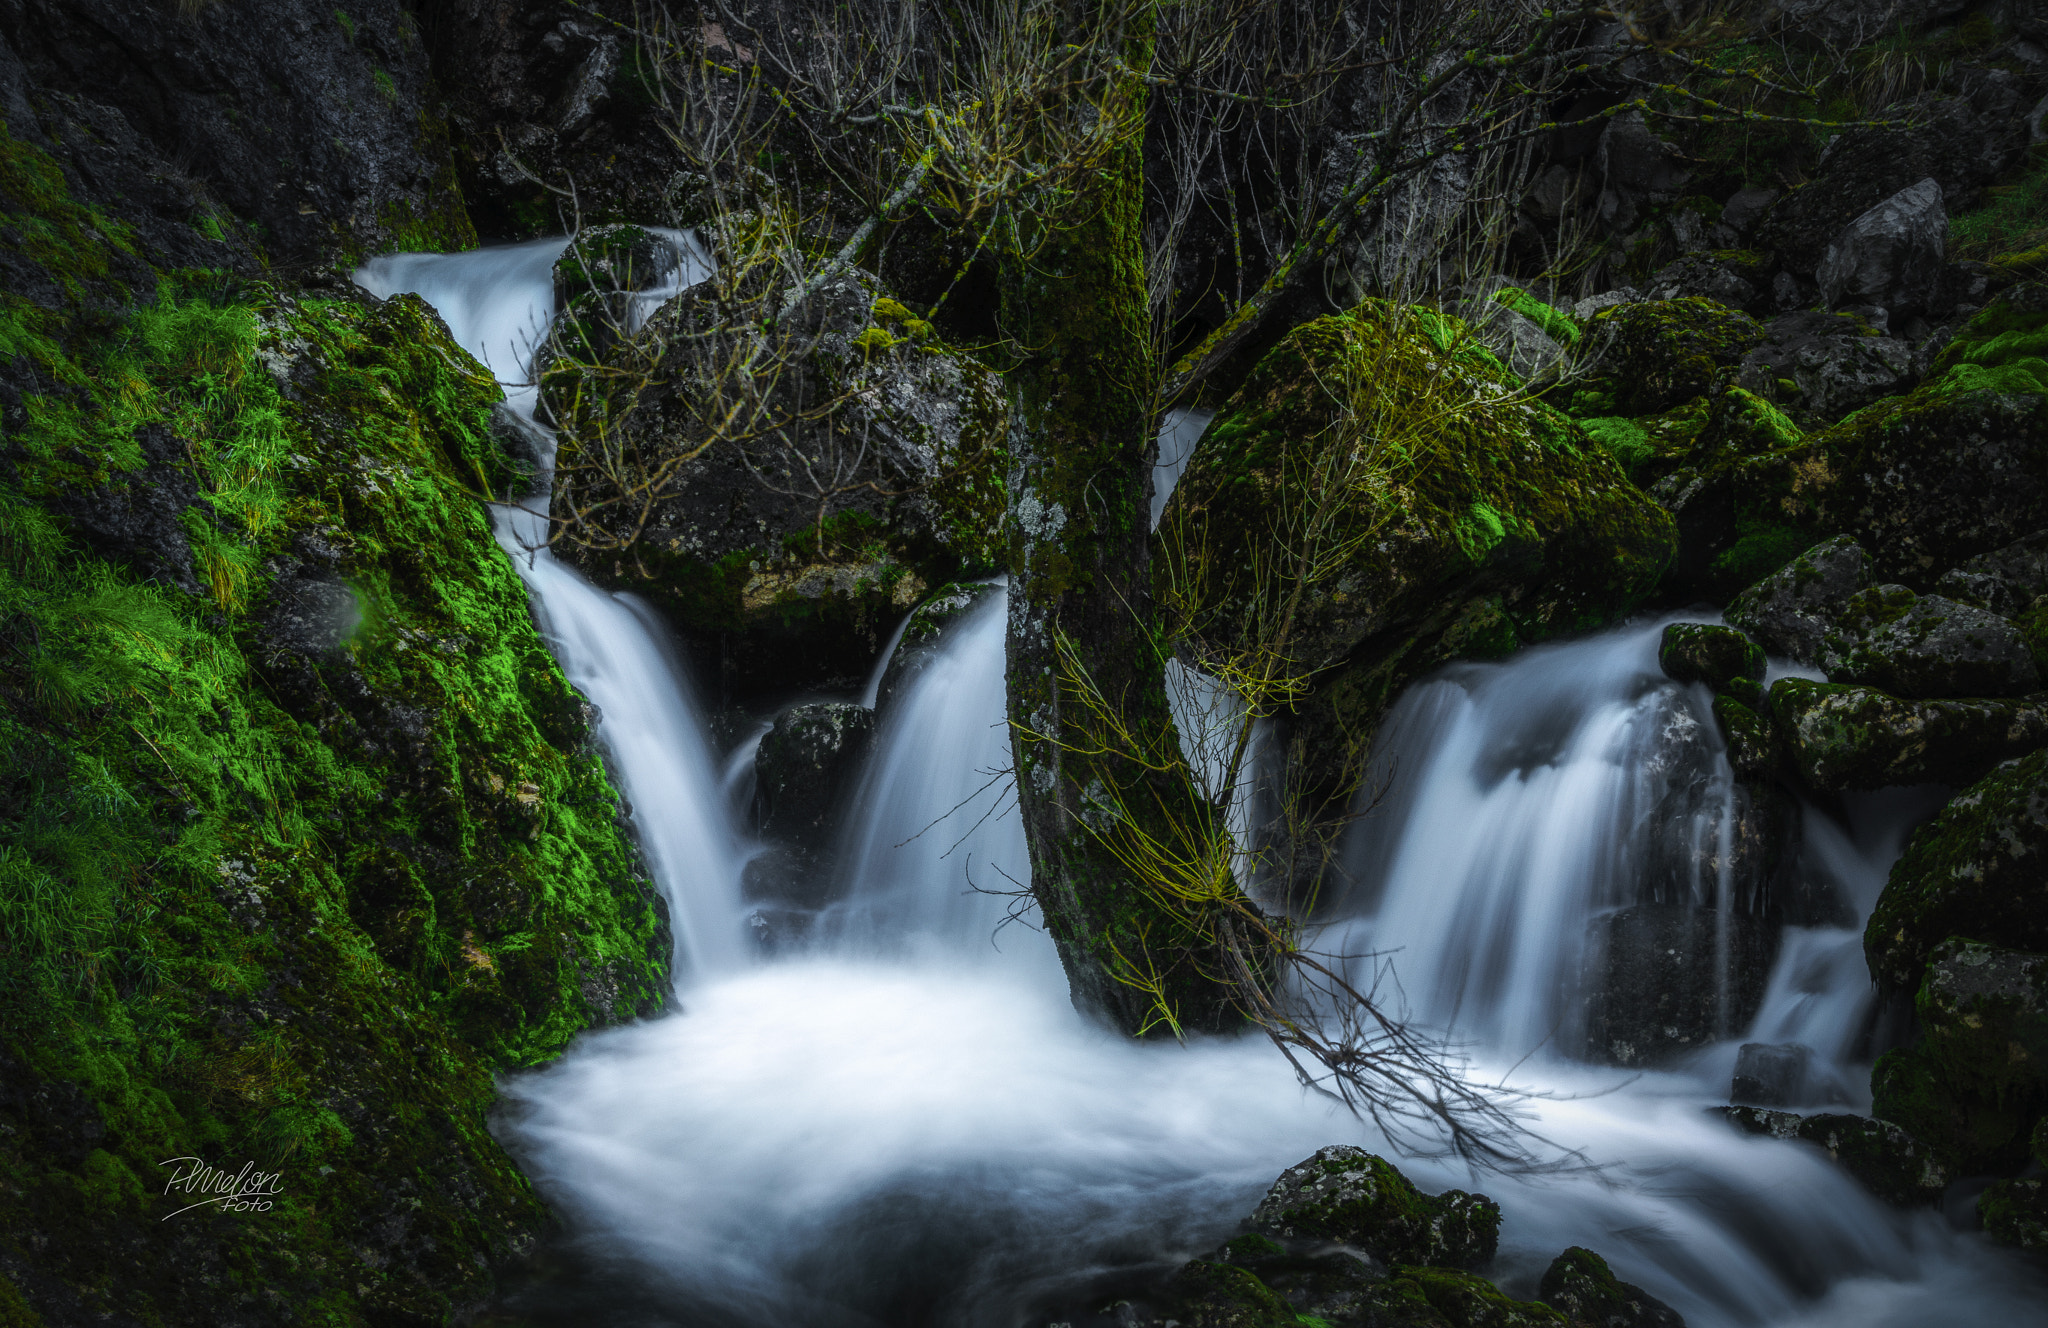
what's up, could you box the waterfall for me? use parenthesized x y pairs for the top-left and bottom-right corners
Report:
(1326, 616), (1744, 1058)
(354, 234), (748, 983)
(361, 243), (2048, 1328)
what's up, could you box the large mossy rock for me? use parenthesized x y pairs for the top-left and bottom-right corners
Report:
(1585, 297), (1764, 416)
(1770, 680), (2048, 792)
(545, 267), (1008, 705)
(1659, 623), (1764, 692)
(1640, 384), (1814, 602)
(1724, 536), (1874, 664)
(1865, 750), (2048, 991)
(1871, 940), (2048, 1170)
(0, 271), (670, 1321)
(1817, 585), (2041, 698)
(1249, 1145), (1501, 1270)
(1167, 301), (1674, 835)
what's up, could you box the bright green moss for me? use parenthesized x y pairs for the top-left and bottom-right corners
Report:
(1493, 287), (1581, 346)
(1580, 416), (1652, 473)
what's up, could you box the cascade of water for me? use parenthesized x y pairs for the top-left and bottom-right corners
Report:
(366, 239), (2045, 1328)
(354, 235), (748, 982)
(1151, 406), (1216, 530)
(820, 584), (1049, 965)
(1327, 616), (1742, 1057)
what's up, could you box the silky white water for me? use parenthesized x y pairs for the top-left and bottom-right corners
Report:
(357, 243), (2047, 1328)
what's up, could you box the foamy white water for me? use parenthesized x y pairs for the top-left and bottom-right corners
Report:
(365, 243), (2045, 1328)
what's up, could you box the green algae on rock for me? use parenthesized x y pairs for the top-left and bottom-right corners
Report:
(1537, 1246), (1685, 1327)
(1585, 297), (1764, 416)
(0, 271), (667, 1322)
(1865, 749), (2048, 992)
(1717, 1107), (1953, 1207)
(1659, 623), (1764, 693)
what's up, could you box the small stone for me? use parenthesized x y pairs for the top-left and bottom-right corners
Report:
(1658, 623), (1765, 692)
(1249, 1145), (1499, 1270)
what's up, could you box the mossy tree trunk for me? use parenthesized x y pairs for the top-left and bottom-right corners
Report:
(999, 16), (1241, 1037)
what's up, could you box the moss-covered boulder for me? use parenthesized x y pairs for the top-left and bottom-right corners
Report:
(1538, 1247), (1685, 1327)
(1718, 1107), (1953, 1206)
(1659, 623), (1764, 692)
(1865, 750), (2048, 991)
(1871, 940), (2048, 1170)
(1981, 1177), (2048, 1259)
(1937, 531), (2048, 619)
(0, 272), (670, 1321)
(1642, 387), (1813, 602)
(1725, 536), (1875, 665)
(1788, 289), (2048, 583)
(1249, 1145), (1501, 1270)
(1585, 297), (1764, 416)
(1817, 586), (2040, 698)
(1167, 301), (1674, 846)
(1769, 680), (2048, 792)
(1584, 905), (1779, 1066)
(544, 267), (1008, 704)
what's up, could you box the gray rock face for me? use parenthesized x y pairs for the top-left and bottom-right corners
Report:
(1736, 311), (1917, 425)
(1820, 586), (2041, 697)
(1937, 532), (2048, 618)
(1583, 904), (1780, 1067)
(1448, 296), (1566, 381)
(1572, 286), (1641, 321)
(1817, 178), (1947, 318)
(1726, 536), (1877, 664)
(1770, 679), (2048, 791)
(1644, 254), (1764, 314)
(1720, 186), (1781, 236)
(1772, 0), (1971, 49)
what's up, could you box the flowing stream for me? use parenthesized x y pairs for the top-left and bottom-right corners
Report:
(356, 242), (2046, 1328)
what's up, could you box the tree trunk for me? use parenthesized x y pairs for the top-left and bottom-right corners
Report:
(999, 23), (1243, 1038)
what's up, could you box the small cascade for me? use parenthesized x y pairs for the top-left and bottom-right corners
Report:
(1329, 617), (1747, 1058)
(821, 584), (1045, 964)
(354, 235), (748, 982)
(1151, 405), (1216, 530)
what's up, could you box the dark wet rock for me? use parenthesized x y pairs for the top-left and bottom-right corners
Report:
(875, 581), (1003, 710)
(751, 702), (872, 846)
(1790, 297), (2048, 581)
(1249, 1145), (1500, 1270)
(1865, 749), (2048, 991)
(1725, 536), (1876, 665)
(1734, 311), (1916, 427)
(1583, 905), (1779, 1067)
(259, 564), (362, 658)
(1659, 624), (1763, 693)
(1771, 679), (2048, 792)
(45, 422), (199, 592)
(1772, 0), (1972, 50)
(1872, 940), (2048, 1170)
(1818, 586), (2041, 698)
(1720, 187), (1780, 237)
(1816, 179), (1946, 319)
(1713, 694), (1776, 782)
(1538, 1247), (1685, 1328)
(1981, 1177), (2048, 1258)
(1586, 298), (1764, 416)
(1936, 531), (2048, 619)
(548, 223), (689, 361)
(1718, 1107), (1954, 1206)
(1731, 1042), (1817, 1108)
(1642, 251), (1769, 316)
(0, 0), (470, 268)
(1594, 112), (1692, 238)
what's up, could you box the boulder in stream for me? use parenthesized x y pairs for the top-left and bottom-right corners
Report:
(1730, 1042), (1817, 1107)
(1871, 939), (2048, 1170)
(1818, 585), (2040, 698)
(1717, 1107), (1954, 1206)
(1769, 680), (2048, 791)
(1658, 623), (1764, 693)
(1724, 536), (1875, 665)
(1538, 1247), (1686, 1327)
(1582, 905), (1779, 1067)
(1249, 1145), (1500, 1270)
(745, 702), (876, 907)
(1865, 749), (2048, 991)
